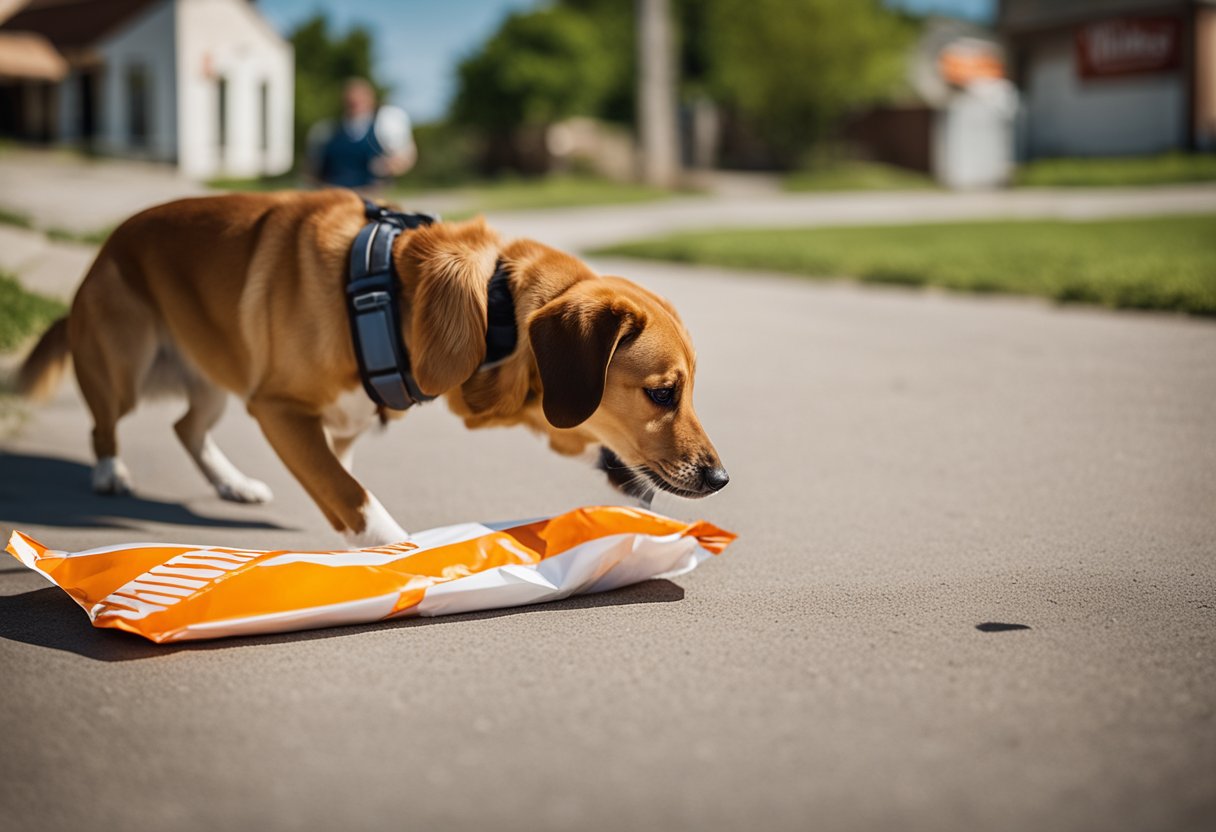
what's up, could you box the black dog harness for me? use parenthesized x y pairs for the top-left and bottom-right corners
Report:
(346, 199), (516, 411)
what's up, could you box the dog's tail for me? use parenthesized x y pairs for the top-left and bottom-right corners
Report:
(16, 316), (71, 402)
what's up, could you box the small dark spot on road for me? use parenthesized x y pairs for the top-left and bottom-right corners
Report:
(976, 622), (1031, 632)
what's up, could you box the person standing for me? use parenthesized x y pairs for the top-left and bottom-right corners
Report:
(307, 78), (416, 191)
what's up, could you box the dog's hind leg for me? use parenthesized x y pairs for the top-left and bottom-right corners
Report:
(175, 375), (273, 504)
(69, 261), (157, 496)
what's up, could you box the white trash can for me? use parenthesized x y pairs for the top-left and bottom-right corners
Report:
(934, 78), (1019, 190)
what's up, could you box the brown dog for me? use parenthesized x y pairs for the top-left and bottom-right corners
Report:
(17, 190), (728, 546)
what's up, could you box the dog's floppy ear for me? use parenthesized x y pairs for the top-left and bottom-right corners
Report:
(529, 285), (637, 429)
(405, 220), (499, 396)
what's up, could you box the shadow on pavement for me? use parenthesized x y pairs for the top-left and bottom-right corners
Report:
(0, 452), (284, 531)
(0, 580), (687, 663)
(976, 621), (1032, 632)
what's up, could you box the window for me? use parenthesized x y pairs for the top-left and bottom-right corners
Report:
(127, 65), (149, 147)
(259, 81), (270, 152)
(78, 70), (98, 142)
(216, 76), (227, 153)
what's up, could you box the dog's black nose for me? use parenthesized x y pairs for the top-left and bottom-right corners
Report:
(701, 466), (730, 493)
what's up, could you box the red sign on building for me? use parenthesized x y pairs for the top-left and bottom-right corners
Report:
(1076, 16), (1182, 79)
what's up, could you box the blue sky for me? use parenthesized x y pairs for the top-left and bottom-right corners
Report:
(258, 0), (996, 124)
(888, 0), (995, 23)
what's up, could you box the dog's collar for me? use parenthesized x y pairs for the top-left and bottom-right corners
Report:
(346, 198), (516, 411)
(482, 261), (517, 369)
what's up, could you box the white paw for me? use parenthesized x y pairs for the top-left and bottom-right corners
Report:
(216, 477), (274, 504)
(93, 457), (133, 496)
(341, 494), (408, 548)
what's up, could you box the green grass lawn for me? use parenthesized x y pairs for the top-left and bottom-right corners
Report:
(0, 273), (67, 352)
(0, 206), (33, 229)
(209, 173), (675, 216)
(395, 174), (674, 217)
(785, 161), (937, 193)
(206, 172), (301, 192)
(595, 215), (1216, 315)
(1016, 153), (1216, 188)
(45, 225), (114, 246)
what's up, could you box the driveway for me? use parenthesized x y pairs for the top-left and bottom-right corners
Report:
(0, 149), (210, 234)
(1, 153), (1214, 831)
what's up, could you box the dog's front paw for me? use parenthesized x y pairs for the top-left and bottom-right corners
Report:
(92, 457), (133, 496)
(216, 477), (274, 505)
(341, 495), (408, 548)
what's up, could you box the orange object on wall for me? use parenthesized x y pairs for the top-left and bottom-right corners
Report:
(938, 45), (1006, 87)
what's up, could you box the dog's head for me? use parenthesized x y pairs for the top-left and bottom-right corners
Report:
(529, 276), (728, 500)
(410, 227), (727, 501)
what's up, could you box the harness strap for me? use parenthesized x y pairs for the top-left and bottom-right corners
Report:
(346, 201), (438, 410)
(483, 261), (517, 368)
(346, 198), (517, 411)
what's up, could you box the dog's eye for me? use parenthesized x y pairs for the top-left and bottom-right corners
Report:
(646, 387), (676, 407)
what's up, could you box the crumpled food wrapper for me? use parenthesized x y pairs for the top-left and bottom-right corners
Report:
(5, 506), (735, 643)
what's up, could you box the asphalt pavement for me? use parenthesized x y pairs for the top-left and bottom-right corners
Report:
(1, 155), (1214, 831)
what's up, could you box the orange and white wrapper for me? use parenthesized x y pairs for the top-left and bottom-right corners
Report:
(5, 506), (735, 643)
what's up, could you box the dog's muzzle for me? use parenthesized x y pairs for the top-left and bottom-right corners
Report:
(598, 447), (728, 499)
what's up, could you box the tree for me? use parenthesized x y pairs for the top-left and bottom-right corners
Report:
(452, 7), (614, 133)
(705, 0), (913, 165)
(561, 0), (637, 125)
(289, 15), (389, 160)
(450, 0), (915, 173)
(557, 0), (718, 128)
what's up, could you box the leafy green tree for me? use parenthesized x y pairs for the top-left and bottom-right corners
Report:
(705, 0), (913, 165)
(289, 15), (389, 160)
(451, 6), (614, 144)
(560, 0), (637, 124)
(450, 0), (914, 171)
(555, 0), (718, 127)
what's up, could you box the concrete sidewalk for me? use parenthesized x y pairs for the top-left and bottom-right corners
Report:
(3, 147), (1215, 249)
(0, 149), (209, 235)
(0, 224), (95, 300)
(488, 182), (1216, 251)
(4, 146), (1215, 308)
(2, 258), (1215, 832)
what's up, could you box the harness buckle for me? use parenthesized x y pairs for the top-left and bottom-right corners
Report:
(352, 290), (391, 311)
(362, 199), (440, 230)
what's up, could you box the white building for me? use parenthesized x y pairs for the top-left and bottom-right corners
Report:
(1000, 0), (1216, 157)
(0, 0), (293, 179)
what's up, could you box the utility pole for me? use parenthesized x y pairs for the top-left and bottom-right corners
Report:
(636, 0), (680, 187)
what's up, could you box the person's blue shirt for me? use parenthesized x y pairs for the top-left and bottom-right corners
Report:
(308, 107), (415, 189)
(318, 119), (383, 188)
